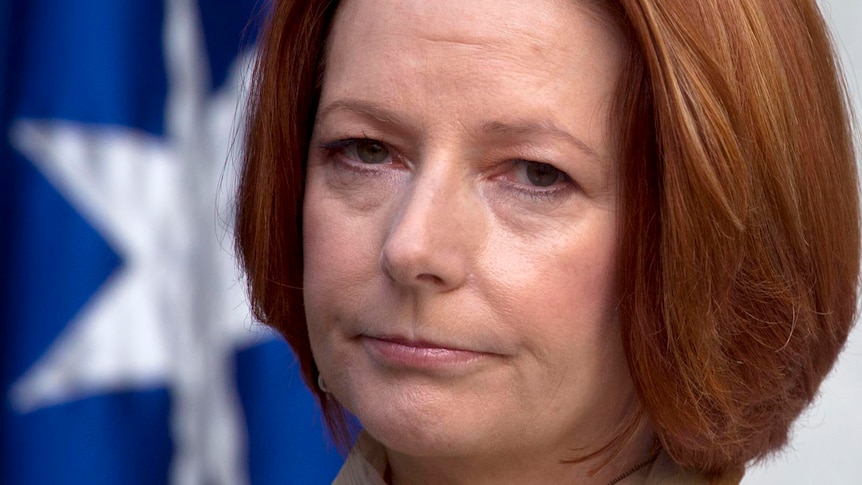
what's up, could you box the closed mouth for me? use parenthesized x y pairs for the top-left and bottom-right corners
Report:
(361, 335), (494, 370)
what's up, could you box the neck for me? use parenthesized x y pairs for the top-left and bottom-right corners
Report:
(386, 430), (657, 485)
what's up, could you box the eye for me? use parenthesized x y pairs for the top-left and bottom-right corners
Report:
(517, 161), (567, 187)
(349, 139), (390, 164)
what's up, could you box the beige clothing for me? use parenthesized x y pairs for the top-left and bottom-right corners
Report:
(332, 432), (744, 485)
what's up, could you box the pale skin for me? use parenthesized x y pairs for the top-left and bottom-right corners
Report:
(303, 0), (654, 483)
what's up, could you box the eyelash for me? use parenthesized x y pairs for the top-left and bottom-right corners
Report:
(502, 160), (576, 201)
(318, 137), (398, 173)
(316, 137), (576, 201)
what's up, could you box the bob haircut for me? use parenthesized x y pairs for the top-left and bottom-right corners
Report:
(235, 0), (860, 477)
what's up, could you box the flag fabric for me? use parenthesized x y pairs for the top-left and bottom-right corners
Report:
(1, 0), (344, 483)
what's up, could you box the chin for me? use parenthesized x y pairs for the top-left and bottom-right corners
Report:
(362, 410), (484, 458)
(340, 372), (495, 458)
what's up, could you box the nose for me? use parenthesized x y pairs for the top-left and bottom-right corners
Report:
(380, 165), (479, 292)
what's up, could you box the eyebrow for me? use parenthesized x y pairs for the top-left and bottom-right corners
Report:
(316, 99), (407, 130)
(316, 99), (602, 161)
(478, 119), (600, 161)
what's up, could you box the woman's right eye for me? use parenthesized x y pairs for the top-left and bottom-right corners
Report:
(321, 138), (392, 165)
(353, 139), (390, 164)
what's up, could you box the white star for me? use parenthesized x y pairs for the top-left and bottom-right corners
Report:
(7, 0), (270, 484)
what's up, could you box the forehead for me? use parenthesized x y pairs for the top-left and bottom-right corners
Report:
(321, 0), (626, 160)
(325, 0), (622, 70)
(334, 0), (569, 47)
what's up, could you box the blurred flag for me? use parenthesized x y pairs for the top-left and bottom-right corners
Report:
(0, 0), (343, 483)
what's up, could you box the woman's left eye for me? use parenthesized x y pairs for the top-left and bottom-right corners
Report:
(510, 160), (570, 189)
(518, 161), (566, 187)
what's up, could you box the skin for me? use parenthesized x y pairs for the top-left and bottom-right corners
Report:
(303, 0), (652, 483)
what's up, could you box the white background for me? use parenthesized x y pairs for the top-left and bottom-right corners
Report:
(745, 1), (862, 483)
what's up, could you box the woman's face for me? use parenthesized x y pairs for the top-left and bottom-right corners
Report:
(304, 0), (629, 466)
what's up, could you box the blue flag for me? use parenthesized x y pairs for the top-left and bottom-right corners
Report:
(1, 1), (343, 483)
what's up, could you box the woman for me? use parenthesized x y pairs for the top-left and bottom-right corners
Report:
(235, 0), (860, 483)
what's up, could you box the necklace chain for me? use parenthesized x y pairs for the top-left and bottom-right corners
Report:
(606, 451), (660, 485)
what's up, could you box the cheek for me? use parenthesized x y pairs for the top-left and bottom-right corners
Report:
(483, 217), (621, 361)
(302, 183), (375, 387)
(302, 182), (376, 320)
(493, 224), (617, 313)
(302, 160), (400, 302)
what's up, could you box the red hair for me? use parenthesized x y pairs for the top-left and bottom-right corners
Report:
(235, 0), (860, 477)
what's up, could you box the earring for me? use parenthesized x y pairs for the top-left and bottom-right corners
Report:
(317, 374), (330, 393)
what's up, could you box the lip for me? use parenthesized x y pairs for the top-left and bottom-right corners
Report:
(362, 335), (492, 371)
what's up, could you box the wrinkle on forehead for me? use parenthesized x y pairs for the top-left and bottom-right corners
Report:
(331, 0), (625, 67)
(337, 0), (596, 50)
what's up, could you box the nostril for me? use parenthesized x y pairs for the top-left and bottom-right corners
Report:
(416, 273), (444, 285)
